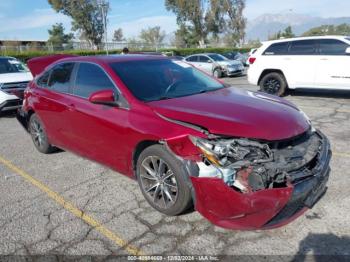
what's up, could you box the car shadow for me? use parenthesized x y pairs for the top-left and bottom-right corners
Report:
(289, 89), (350, 99)
(292, 233), (350, 262)
(0, 110), (17, 118)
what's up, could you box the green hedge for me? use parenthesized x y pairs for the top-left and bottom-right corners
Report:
(1, 47), (252, 62)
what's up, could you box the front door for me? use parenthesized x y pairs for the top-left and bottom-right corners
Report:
(67, 62), (130, 171)
(315, 39), (350, 89)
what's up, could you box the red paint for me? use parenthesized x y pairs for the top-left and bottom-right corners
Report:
(148, 87), (309, 140)
(27, 54), (77, 76)
(190, 177), (293, 230)
(88, 89), (115, 104)
(21, 55), (318, 230)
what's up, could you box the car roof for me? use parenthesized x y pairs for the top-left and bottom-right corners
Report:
(263, 35), (350, 45)
(58, 54), (171, 64)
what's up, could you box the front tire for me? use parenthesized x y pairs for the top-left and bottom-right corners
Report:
(259, 72), (287, 96)
(29, 114), (55, 154)
(136, 145), (192, 216)
(213, 68), (222, 78)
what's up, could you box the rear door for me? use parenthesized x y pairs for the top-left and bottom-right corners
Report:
(197, 55), (213, 74)
(315, 39), (350, 89)
(285, 40), (318, 88)
(185, 55), (199, 68)
(33, 62), (76, 148)
(67, 62), (130, 170)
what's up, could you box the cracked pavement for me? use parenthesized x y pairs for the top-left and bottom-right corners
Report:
(0, 75), (349, 258)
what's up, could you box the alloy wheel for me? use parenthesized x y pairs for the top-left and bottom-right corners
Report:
(30, 119), (45, 148)
(139, 156), (178, 209)
(263, 77), (281, 94)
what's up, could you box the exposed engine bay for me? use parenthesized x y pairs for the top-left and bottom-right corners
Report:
(190, 129), (323, 193)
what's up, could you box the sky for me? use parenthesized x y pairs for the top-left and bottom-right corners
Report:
(0, 0), (350, 41)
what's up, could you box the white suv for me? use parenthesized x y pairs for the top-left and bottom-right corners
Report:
(0, 57), (32, 112)
(247, 36), (350, 96)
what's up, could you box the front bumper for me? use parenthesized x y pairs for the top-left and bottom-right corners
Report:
(0, 99), (22, 112)
(190, 130), (331, 230)
(225, 67), (244, 76)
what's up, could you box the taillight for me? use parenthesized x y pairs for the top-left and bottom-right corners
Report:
(248, 57), (256, 64)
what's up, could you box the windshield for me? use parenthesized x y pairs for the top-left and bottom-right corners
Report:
(207, 54), (227, 61)
(110, 59), (225, 102)
(0, 58), (29, 74)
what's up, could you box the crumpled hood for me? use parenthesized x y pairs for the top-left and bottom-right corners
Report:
(148, 87), (310, 141)
(0, 72), (32, 84)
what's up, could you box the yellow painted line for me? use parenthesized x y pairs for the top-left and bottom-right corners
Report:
(333, 152), (350, 158)
(0, 155), (144, 256)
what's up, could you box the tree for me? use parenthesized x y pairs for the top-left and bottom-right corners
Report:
(302, 24), (350, 36)
(172, 24), (198, 48)
(221, 0), (246, 46)
(165, 0), (222, 47)
(139, 26), (166, 48)
(47, 23), (74, 49)
(269, 26), (295, 40)
(48, 0), (109, 48)
(165, 0), (246, 47)
(113, 28), (124, 42)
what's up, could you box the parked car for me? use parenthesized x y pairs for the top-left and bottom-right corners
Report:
(18, 54), (331, 230)
(248, 36), (350, 96)
(222, 51), (249, 66)
(0, 56), (32, 112)
(184, 53), (244, 78)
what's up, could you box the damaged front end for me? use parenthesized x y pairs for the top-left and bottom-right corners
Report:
(169, 129), (331, 230)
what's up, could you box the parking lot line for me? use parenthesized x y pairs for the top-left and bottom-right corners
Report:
(0, 155), (144, 256)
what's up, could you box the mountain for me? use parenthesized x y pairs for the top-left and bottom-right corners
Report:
(246, 13), (350, 41)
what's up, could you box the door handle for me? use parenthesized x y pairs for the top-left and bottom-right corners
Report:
(67, 104), (76, 111)
(320, 58), (328, 61)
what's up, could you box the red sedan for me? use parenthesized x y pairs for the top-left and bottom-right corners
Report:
(17, 54), (331, 230)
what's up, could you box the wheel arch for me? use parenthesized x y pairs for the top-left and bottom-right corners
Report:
(258, 69), (288, 86)
(132, 140), (160, 177)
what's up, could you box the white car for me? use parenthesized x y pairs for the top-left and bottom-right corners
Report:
(0, 57), (33, 112)
(184, 53), (244, 78)
(247, 36), (350, 96)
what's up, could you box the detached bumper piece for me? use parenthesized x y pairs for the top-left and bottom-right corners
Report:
(191, 130), (331, 230)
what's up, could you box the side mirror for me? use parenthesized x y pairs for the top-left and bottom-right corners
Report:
(346, 47), (350, 55)
(88, 89), (119, 106)
(207, 59), (213, 63)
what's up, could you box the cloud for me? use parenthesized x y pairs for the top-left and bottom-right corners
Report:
(0, 9), (71, 36)
(110, 15), (177, 39)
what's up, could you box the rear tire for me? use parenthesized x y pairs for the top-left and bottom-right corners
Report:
(136, 145), (192, 216)
(29, 114), (55, 154)
(259, 72), (287, 96)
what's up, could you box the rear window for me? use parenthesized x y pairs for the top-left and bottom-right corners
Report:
(318, 39), (349, 55)
(289, 40), (316, 55)
(48, 63), (74, 93)
(263, 42), (289, 55)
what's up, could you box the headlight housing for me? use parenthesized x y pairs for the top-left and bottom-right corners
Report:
(189, 136), (273, 168)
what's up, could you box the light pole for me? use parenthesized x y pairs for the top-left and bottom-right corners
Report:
(99, 0), (108, 55)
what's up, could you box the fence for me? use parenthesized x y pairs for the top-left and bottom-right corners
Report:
(0, 41), (175, 55)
